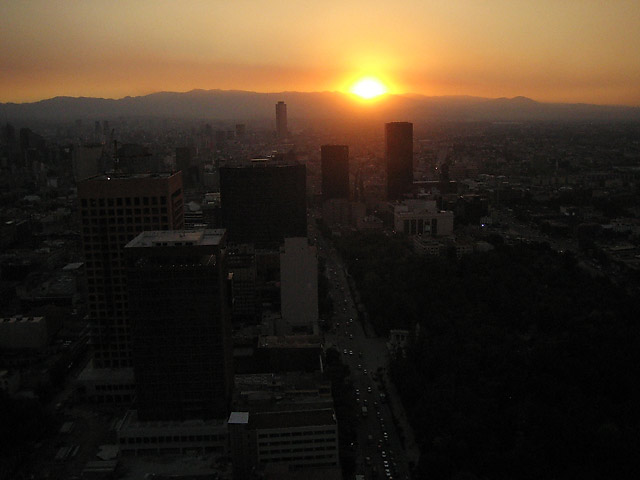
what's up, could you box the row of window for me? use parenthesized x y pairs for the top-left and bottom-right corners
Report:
(260, 442), (337, 450)
(258, 429), (335, 438)
(261, 453), (336, 461)
(119, 434), (225, 445)
(82, 207), (168, 217)
(94, 384), (133, 392)
(82, 216), (170, 228)
(81, 196), (167, 208)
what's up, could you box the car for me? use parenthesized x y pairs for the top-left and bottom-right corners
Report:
(355, 389), (360, 396)
(367, 386), (372, 393)
(363, 369), (368, 375)
(343, 349), (347, 355)
(349, 334), (354, 339)
(357, 364), (362, 370)
(381, 451), (387, 459)
(349, 350), (353, 355)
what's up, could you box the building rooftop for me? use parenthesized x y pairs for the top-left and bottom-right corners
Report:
(125, 229), (226, 249)
(250, 409), (336, 430)
(63, 262), (84, 271)
(0, 316), (44, 325)
(118, 410), (227, 433)
(228, 412), (249, 425)
(88, 172), (176, 181)
(258, 335), (323, 349)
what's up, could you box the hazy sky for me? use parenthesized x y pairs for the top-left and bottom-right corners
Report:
(1, 0), (639, 105)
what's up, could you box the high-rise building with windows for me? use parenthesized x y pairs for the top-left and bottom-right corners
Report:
(321, 144), (349, 201)
(219, 157), (306, 248)
(78, 172), (184, 369)
(275, 101), (287, 139)
(385, 122), (414, 200)
(125, 229), (233, 420)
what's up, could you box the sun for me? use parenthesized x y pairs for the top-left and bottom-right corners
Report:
(350, 77), (388, 99)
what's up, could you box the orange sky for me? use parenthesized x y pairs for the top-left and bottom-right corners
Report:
(1, 0), (639, 105)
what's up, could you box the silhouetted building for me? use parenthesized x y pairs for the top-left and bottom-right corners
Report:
(219, 158), (306, 248)
(125, 230), (233, 421)
(276, 101), (288, 139)
(116, 143), (160, 173)
(77, 172), (184, 369)
(321, 145), (349, 200)
(176, 146), (203, 188)
(175, 147), (192, 175)
(280, 238), (318, 334)
(385, 122), (413, 200)
(72, 144), (107, 182)
(227, 244), (258, 322)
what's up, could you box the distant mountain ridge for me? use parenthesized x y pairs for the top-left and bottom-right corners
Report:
(1, 89), (639, 122)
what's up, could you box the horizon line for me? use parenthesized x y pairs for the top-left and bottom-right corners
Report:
(2, 88), (640, 109)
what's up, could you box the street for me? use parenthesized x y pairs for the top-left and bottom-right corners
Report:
(314, 221), (415, 480)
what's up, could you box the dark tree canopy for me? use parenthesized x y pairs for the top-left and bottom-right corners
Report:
(338, 232), (640, 480)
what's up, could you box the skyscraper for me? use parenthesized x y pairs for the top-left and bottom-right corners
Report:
(125, 229), (233, 420)
(219, 157), (306, 248)
(385, 122), (414, 200)
(280, 237), (318, 334)
(77, 172), (184, 369)
(276, 101), (287, 139)
(321, 144), (349, 200)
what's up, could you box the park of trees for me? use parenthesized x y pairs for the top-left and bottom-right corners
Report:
(337, 232), (640, 479)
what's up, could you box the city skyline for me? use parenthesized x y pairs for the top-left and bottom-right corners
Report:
(1, 1), (639, 106)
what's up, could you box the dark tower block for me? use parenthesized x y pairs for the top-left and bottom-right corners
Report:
(321, 144), (349, 201)
(385, 122), (413, 200)
(126, 230), (233, 421)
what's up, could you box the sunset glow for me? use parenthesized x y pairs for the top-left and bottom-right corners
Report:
(0, 1), (639, 105)
(350, 78), (388, 99)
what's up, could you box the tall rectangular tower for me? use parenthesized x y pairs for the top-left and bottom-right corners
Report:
(125, 230), (233, 420)
(385, 122), (413, 200)
(280, 238), (318, 335)
(321, 144), (349, 201)
(275, 101), (287, 139)
(219, 158), (306, 248)
(77, 172), (184, 368)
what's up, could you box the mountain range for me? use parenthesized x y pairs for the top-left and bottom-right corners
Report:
(2, 89), (639, 122)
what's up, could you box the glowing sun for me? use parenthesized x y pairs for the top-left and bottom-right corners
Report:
(350, 77), (388, 99)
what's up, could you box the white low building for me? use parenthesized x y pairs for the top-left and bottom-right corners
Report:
(116, 410), (228, 456)
(393, 200), (454, 236)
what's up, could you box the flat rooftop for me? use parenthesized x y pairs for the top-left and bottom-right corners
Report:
(89, 172), (176, 181)
(119, 410), (227, 433)
(126, 230), (226, 249)
(258, 334), (323, 348)
(250, 409), (336, 430)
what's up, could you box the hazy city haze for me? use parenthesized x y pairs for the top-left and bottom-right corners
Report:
(1, 0), (639, 105)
